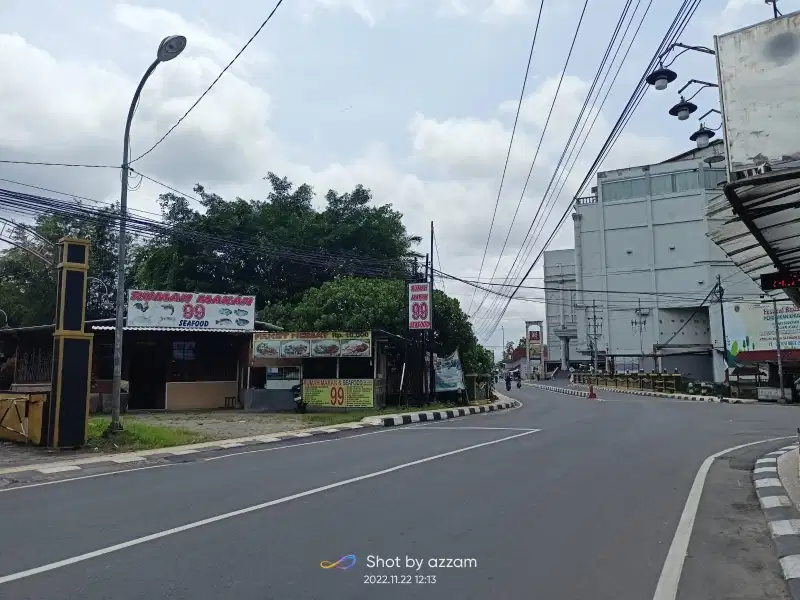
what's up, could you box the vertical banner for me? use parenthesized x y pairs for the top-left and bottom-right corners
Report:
(408, 282), (432, 330)
(528, 329), (542, 358)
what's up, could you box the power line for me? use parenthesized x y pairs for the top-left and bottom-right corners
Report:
(471, 0), (591, 322)
(129, 169), (202, 203)
(474, 0), (642, 338)
(467, 0), (545, 316)
(475, 0), (702, 341)
(432, 229), (446, 293)
(0, 159), (117, 169)
(130, 0), (287, 165)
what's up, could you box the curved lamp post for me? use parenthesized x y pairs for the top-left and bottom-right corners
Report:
(110, 35), (187, 432)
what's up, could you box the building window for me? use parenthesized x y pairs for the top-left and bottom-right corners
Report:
(650, 171), (699, 196)
(602, 177), (648, 201)
(172, 341), (196, 361)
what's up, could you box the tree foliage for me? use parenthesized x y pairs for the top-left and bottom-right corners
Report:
(265, 277), (492, 374)
(0, 209), (121, 327)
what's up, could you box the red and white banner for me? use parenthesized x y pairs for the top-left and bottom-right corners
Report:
(408, 282), (432, 330)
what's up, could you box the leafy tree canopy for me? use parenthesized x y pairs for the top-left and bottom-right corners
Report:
(265, 277), (492, 374)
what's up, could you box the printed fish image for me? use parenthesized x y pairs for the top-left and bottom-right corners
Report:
(342, 341), (369, 355)
(313, 343), (339, 356)
(236, 318), (250, 326)
(216, 318), (232, 325)
(255, 342), (280, 357)
(161, 304), (175, 315)
(133, 302), (149, 312)
(234, 309), (248, 317)
(218, 308), (233, 316)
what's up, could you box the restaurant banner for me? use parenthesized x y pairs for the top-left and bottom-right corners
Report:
(252, 331), (372, 359)
(127, 290), (256, 331)
(302, 379), (374, 408)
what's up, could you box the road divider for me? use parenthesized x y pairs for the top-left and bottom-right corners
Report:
(367, 399), (521, 427)
(569, 383), (757, 404)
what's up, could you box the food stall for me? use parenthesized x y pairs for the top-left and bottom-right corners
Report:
(245, 331), (380, 411)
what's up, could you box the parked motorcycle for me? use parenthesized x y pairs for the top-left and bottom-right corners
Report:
(292, 384), (307, 414)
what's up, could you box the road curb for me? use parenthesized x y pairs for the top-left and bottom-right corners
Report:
(530, 384), (590, 398)
(373, 399), (522, 426)
(753, 443), (800, 599)
(569, 383), (757, 404)
(0, 400), (519, 477)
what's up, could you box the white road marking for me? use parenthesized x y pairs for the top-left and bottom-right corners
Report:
(780, 555), (800, 579)
(761, 495), (793, 509)
(204, 428), (397, 461)
(769, 520), (800, 537)
(408, 426), (541, 432)
(0, 464), (179, 494)
(109, 456), (146, 464)
(0, 429), (538, 585)
(755, 478), (783, 488)
(35, 465), (81, 474)
(651, 435), (793, 600)
(753, 466), (778, 474)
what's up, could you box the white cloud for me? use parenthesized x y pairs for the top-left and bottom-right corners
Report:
(0, 3), (678, 351)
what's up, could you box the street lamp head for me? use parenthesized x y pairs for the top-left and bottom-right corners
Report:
(157, 35), (187, 62)
(646, 67), (677, 90)
(690, 124), (715, 149)
(668, 97), (697, 121)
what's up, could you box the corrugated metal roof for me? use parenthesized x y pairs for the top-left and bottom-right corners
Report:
(91, 325), (253, 333)
(707, 169), (800, 307)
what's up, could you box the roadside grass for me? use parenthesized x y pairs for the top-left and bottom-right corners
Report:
(87, 416), (212, 452)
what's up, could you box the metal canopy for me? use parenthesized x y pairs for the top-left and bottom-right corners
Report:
(708, 167), (800, 306)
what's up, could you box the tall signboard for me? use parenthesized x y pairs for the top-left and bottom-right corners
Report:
(127, 290), (256, 331)
(716, 12), (800, 177)
(408, 282), (432, 330)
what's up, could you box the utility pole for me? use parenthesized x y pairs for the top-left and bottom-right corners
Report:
(420, 254), (428, 405)
(717, 274), (730, 395)
(429, 222), (436, 404)
(772, 296), (786, 403)
(587, 300), (602, 372)
(631, 298), (648, 370)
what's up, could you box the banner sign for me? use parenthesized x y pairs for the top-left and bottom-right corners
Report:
(252, 331), (372, 359)
(723, 302), (800, 357)
(528, 329), (542, 358)
(408, 282), (432, 330)
(434, 350), (466, 392)
(127, 290), (256, 331)
(302, 379), (374, 408)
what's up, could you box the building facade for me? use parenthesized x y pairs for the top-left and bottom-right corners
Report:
(568, 141), (762, 381)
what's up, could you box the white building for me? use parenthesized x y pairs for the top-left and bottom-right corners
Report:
(565, 140), (762, 381)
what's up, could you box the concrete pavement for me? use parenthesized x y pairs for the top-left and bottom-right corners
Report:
(0, 385), (797, 599)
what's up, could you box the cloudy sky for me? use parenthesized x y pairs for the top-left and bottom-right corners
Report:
(0, 0), (791, 357)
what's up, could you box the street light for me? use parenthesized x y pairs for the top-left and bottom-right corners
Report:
(110, 35), (187, 433)
(669, 97), (697, 121)
(644, 43), (716, 91)
(690, 124), (716, 149)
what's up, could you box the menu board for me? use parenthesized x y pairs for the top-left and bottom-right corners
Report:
(252, 331), (372, 359)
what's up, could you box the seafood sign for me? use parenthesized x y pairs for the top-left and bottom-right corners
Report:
(252, 332), (372, 359)
(408, 282), (432, 330)
(127, 290), (256, 331)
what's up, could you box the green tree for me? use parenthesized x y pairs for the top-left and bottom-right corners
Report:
(265, 277), (492, 373)
(133, 174), (420, 311)
(0, 209), (122, 327)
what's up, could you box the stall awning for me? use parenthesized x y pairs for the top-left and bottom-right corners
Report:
(707, 168), (800, 307)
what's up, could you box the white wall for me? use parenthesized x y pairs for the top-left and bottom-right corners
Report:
(543, 249), (582, 365)
(573, 147), (761, 380)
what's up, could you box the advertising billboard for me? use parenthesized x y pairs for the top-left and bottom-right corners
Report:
(252, 331), (372, 359)
(408, 282), (432, 330)
(528, 329), (542, 358)
(723, 302), (800, 359)
(127, 290), (256, 331)
(716, 12), (800, 175)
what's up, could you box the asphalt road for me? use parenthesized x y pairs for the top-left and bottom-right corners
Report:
(0, 386), (797, 599)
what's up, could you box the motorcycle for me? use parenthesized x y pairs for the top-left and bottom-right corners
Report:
(292, 384), (307, 414)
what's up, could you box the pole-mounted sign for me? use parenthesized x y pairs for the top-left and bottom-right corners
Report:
(408, 282), (432, 330)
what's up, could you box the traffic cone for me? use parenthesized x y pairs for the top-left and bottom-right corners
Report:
(588, 384), (597, 399)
